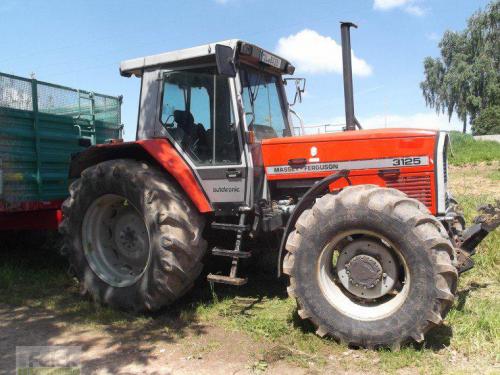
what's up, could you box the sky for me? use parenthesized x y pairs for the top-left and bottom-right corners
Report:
(0, 0), (491, 139)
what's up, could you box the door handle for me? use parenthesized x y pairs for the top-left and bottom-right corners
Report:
(226, 169), (242, 179)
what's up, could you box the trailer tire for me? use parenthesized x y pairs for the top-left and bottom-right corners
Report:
(59, 159), (207, 312)
(284, 185), (457, 349)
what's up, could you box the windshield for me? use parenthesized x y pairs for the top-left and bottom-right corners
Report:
(240, 69), (289, 140)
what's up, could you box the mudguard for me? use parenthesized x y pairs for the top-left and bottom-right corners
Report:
(69, 139), (213, 213)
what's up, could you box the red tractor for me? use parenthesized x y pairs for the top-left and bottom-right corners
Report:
(60, 23), (496, 349)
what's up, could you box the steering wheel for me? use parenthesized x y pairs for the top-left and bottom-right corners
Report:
(222, 123), (237, 146)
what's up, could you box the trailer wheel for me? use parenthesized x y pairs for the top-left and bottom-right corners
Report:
(59, 159), (207, 312)
(283, 185), (457, 349)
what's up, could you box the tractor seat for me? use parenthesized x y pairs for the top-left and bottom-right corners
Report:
(173, 110), (210, 160)
(173, 110), (196, 135)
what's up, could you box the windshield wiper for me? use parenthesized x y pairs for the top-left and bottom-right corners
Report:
(244, 70), (264, 124)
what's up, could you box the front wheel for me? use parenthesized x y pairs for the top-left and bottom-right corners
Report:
(59, 159), (207, 312)
(283, 185), (457, 349)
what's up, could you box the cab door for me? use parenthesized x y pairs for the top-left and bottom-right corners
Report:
(157, 70), (248, 213)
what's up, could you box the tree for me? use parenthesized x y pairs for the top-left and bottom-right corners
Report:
(421, 1), (499, 133)
(472, 105), (500, 135)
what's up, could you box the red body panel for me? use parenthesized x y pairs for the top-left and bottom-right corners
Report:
(0, 200), (63, 230)
(0, 207), (62, 230)
(262, 128), (439, 214)
(0, 200), (62, 213)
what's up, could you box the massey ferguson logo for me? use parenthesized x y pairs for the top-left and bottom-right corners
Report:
(272, 163), (340, 174)
(213, 186), (240, 193)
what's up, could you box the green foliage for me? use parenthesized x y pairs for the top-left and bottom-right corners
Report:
(472, 105), (500, 135)
(449, 131), (500, 165)
(447, 194), (500, 361)
(421, 1), (500, 133)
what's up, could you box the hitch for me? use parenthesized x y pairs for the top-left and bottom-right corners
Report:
(456, 202), (499, 274)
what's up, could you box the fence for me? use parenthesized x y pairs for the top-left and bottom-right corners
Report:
(293, 123), (346, 135)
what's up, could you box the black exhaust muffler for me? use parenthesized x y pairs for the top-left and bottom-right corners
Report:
(340, 22), (362, 131)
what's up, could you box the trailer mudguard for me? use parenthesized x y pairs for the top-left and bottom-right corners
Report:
(68, 139), (213, 213)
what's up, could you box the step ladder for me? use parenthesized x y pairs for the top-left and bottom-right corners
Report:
(207, 207), (251, 286)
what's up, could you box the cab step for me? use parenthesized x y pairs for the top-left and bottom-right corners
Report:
(212, 247), (251, 258)
(211, 222), (250, 231)
(207, 274), (248, 286)
(208, 209), (251, 287)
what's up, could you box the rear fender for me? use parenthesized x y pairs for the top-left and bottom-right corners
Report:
(69, 139), (212, 213)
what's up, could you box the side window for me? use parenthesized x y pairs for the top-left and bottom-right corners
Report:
(159, 71), (240, 166)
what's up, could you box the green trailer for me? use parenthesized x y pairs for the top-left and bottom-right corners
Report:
(0, 72), (122, 230)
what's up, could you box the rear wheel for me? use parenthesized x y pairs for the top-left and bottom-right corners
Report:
(284, 185), (457, 348)
(59, 159), (207, 312)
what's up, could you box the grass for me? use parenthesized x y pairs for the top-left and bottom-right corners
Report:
(449, 131), (500, 166)
(488, 170), (500, 181)
(0, 167), (498, 374)
(444, 194), (500, 364)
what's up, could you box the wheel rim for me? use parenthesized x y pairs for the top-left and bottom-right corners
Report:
(82, 194), (151, 287)
(317, 230), (410, 321)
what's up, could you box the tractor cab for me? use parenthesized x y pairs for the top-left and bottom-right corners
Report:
(120, 39), (297, 214)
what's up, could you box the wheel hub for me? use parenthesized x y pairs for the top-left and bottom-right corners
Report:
(119, 227), (138, 248)
(336, 239), (398, 299)
(113, 212), (147, 259)
(82, 194), (151, 287)
(345, 255), (382, 289)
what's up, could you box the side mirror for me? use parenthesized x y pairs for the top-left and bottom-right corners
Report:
(215, 44), (236, 77)
(284, 78), (306, 106)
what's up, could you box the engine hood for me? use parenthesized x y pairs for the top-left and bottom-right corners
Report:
(261, 128), (439, 180)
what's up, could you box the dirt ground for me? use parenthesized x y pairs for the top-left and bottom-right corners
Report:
(0, 301), (365, 375)
(0, 164), (498, 374)
(448, 161), (499, 197)
(0, 304), (254, 374)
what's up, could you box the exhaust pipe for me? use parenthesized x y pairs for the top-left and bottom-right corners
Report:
(341, 22), (362, 131)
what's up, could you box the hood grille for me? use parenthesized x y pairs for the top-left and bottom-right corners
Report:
(386, 175), (432, 208)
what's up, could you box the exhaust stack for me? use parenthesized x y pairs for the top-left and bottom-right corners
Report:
(341, 22), (362, 131)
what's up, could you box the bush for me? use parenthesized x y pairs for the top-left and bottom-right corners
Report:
(472, 105), (500, 135)
(449, 131), (500, 165)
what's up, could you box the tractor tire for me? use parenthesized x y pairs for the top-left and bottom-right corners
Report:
(283, 185), (458, 349)
(59, 159), (207, 312)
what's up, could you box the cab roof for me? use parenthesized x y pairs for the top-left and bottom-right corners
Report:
(119, 39), (293, 77)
